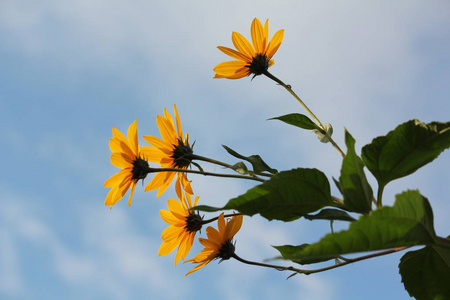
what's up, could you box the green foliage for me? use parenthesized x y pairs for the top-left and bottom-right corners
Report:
(274, 191), (436, 262)
(222, 145), (278, 174)
(399, 242), (450, 300)
(269, 113), (319, 130)
(274, 244), (339, 265)
(361, 120), (450, 189)
(193, 168), (335, 221)
(338, 130), (373, 214)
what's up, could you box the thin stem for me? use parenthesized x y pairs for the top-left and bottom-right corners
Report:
(147, 167), (265, 183)
(263, 70), (345, 158)
(301, 246), (410, 275)
(331, 196), (344, 205)
(192, 154), (273, 178)
(232, 246), (410, 275)
(201, 213), (242, 225)
(232, 253), (298, 272)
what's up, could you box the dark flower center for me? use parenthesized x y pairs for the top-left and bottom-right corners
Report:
(247, 53), (270, 78)
(132, 157), (149, 181)
(171, 138), (194, 169)
(217, 240), (235, 261)
(184, 212), (203, 233)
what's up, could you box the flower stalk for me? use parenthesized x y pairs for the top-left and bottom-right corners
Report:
(147, 166), (266, 183)
(263, 70), (345, 157)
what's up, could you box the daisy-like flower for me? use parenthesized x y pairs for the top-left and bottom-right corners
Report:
(141, 105), (193, 198)
(214, 18), (284, 79)
(184, 212), (243, 276)
(104, 119), (149, 208)
(159, 184), (202, 266)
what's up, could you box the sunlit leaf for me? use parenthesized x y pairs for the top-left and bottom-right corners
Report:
(269, 113), (319, 130)
(275, 191), (436, 262)
(193, 168), (334, 221)
(361, 120), (450, 188)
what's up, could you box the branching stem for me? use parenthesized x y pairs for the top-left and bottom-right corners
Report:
(263, 70), (345, 157)
(232, 246), (410, 275)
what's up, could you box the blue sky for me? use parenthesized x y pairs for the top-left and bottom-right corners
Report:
(1, 0), (449, 299)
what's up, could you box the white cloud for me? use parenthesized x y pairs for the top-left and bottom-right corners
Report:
(0, 186), (192, 299)
(0, 229), (24, 296)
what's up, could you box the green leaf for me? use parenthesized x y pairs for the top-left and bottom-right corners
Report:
(399, 243), (450, 300)
(193, 168), (334, 221)
(304, 208), (356, 222)
(339, 130), (373, 214)
(269, 113), (319, 130)
(274, 244), (339, 265)
(230, 161), (248, 174)
(222, 145), (278, 174)
(361, 119), (450, 188)
(276, 191), (436, 262)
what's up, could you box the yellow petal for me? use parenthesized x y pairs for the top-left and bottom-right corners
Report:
(199, 238), (221, 250)
(173, 104), (183, 140)
(225, 214), (243, 240)
(104, 168), (131, 187)
(217, 46), (250, 62)
(251, 18), (264, 54)
(214, 70), (249, 80)
(127, 182), (136, 206)
(185, 260), (211, 276)
(167, 198), (187, 218)
(161, 225), (183, 241)
(156, 115), (177, 145)
(163, 107), (175, 131)
(263, 19), (269, 53)
(205, 226), (222, 245)
(159, 235), (181, 256)
(175, 233), (194, 265)
(142, 136), (172, 155)
(145, 171), (171, 192)
(266, 29), (284, 59)
(127, 119), (139, 157)
(231, 31), (255, 59)
(110, 152), (133, 169)
(112, 126), (127, 143)
(156, 172), (176, 198)
(109, 137), (122, 153)
(105, 177), (131, 206)
(213, 60), (248, 77)
(140, 146), (168, 163)
(160, 209), (182, 225)
(217, 213), (225, 234)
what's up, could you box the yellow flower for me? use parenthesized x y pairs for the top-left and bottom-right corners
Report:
(141, 105), (193, 198)
(214, 18), (284, 79)
(104, 119), (149, 208)
(184, 213), (243, 276)
(159, 185), (201, 266)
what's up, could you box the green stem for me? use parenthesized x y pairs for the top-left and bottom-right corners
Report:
(232, 246), (410, 275)
(201, 213), (242, 225)
(263, 70), (345, 158)
(192, 154), (273, 178)
(147, 167), (265, 183)
(377, 184), (385, 208)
